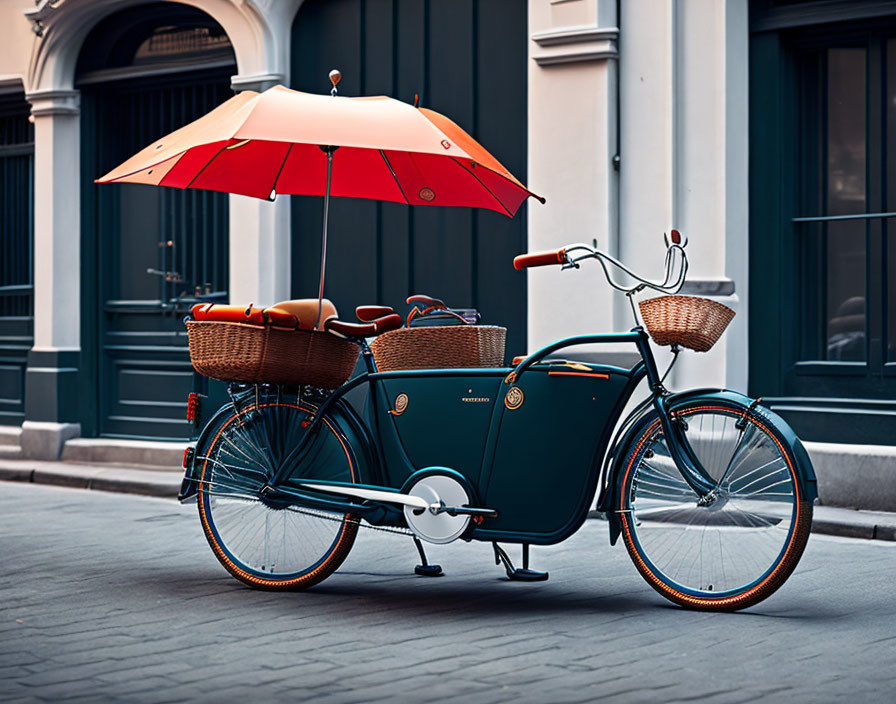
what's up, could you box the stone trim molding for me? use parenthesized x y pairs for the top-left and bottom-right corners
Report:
(678, 278), (736, 297)
(26, 88), (79, 116)
(0, 76), (26, 95)
(231, 72), (285, 93)
(532, 25), (619, 66)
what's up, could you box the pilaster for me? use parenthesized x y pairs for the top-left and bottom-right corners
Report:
(22, 88), (82, 436)
(526, 0), (619, 353)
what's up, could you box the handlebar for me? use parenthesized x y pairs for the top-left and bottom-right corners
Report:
(513, 249), (568, 270)
(514, 232), (689, 297)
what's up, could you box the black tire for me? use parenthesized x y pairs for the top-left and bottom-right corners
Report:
(619, 399), (812, 611)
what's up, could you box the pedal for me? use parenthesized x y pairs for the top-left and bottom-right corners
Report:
(493, 543), (548, 582)
(413, 537), (443, 577)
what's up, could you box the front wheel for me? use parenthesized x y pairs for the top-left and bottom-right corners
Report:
(619, 399), (813, 611)
(196, 394), (359, 590)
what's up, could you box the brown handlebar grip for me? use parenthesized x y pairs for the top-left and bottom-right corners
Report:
(513, 249), (568, 270)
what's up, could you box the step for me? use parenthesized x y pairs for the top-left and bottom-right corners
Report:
(0, 425), (22, 447)
(60, 438), (188, 470)
(0, 445), (23, 460)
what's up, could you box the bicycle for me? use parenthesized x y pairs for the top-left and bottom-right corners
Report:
(179, 231), (817, 611)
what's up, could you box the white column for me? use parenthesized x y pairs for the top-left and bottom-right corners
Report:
(21, 89), (82, 457)
(228, 194), (291, 306)
(526, 0), (619, 354)
(723, 0), (750, 393)
(228, 55), (291, 307)
(26, 89), (80, 350)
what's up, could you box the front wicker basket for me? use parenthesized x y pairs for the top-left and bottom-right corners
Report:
(370, 325), (506, 371)
(638, 295), (735, 352)
(186, 321), (358, 388)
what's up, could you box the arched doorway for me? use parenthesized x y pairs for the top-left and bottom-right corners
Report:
(290, 0), (529, 360)
(78, 3), (235, 439)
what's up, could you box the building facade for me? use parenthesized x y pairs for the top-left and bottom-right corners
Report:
(0, 0), (892, 507)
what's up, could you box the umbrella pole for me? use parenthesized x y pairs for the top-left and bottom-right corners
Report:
(316, 147), (335, 329)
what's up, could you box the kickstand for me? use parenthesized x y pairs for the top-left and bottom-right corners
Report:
(413, 537), (443, 577)
(492, 543), (549, 582)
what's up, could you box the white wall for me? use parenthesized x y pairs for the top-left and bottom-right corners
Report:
(527, 0), (750, 391)
(526, 0), (619, 354)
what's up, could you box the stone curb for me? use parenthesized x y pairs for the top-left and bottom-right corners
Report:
(0, 460), (181, 499)
(2, 460), (895, 541)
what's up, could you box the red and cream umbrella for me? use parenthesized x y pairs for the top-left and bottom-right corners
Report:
(98, 73), (543, 319)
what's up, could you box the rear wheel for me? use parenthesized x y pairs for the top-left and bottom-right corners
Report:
(197, 394), (358, 590)
(619, 400), (812, 611)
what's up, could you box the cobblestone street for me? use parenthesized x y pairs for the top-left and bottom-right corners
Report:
(1, 483), (894, 703)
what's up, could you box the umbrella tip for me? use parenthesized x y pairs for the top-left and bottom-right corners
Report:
(329, 69), (342, 96)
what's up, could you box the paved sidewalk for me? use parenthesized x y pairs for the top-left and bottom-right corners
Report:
(1, 484), (895, 703)
(2, 457), (895, 542)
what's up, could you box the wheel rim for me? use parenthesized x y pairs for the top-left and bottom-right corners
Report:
(199, 401), (355, 582)
(624, 406), (800, 599)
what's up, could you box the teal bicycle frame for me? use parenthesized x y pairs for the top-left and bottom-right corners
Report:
(183, 323), (814, 548)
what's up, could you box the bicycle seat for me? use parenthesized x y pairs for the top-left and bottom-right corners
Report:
(326, 312), (402, 339)
(266, 299), (338, 331)
(356, 305), (395, 321)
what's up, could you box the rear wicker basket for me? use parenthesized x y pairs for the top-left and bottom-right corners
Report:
(638, 295), (735, 352)
(370, 325), (506, 371)
(186, 321), (358, 388)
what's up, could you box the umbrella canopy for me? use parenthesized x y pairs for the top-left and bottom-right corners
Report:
(97, 84), (542, 217)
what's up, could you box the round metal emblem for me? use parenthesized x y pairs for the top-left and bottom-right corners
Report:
(418, 187), (435, 202)
(504, 386), (524, 410)
(394, 393), (409, 414)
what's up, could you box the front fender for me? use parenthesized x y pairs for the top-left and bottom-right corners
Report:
(600, 389), (818, 545)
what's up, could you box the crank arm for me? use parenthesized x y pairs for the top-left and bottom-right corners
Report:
(295, 482), (429, 511)
(428, 502), (498, 519)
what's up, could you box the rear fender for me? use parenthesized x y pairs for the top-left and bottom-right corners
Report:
(600, 389), (818, 545)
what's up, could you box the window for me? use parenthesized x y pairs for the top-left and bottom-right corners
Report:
(749, 8), (896, 444)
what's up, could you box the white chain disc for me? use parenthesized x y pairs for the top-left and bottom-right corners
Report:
(403, 474), (471, 544)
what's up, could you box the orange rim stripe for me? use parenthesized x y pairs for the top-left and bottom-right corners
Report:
(619, 405), (801, 607)
(199, 402), (356, 588)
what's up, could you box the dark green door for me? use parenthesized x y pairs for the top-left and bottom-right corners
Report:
(290, 0), (528, 360)
(80, 70), (232, 438)
(0, 91), (33, 426)
(750, 7), (896, 444)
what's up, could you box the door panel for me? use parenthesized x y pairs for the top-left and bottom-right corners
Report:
(290, 0), (528, 360)
(0, 93), (33, 425)
(81, 71), (232, 438)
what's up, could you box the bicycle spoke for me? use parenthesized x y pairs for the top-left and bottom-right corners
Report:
(198, 395), (357, 582)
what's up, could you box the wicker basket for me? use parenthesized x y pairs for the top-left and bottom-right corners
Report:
(638, 295), (735, 352)
(186, 321), (358, 388)
(370, 325), (506, 371)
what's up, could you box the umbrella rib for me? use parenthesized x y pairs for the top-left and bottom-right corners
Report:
(270, 143), (293, 197)
(185, 143), (230, 189)
(450, 157), (514, 217)
(379, 150), (411, 205)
